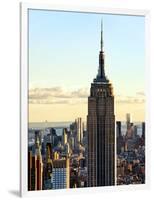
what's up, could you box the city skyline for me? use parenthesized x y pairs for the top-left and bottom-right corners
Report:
(28, 11), (145, 190)
(29, 9), (145, 122)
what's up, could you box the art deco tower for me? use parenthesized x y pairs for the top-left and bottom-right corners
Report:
(87, 21), (115, 187)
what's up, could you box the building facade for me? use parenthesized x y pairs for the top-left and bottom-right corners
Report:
(126, 113), (132, 130)
(76, 117), (83, 144)
(28, 131), (43, 190)
(52, 158), (70, 189)
(87, 22), (115, 187)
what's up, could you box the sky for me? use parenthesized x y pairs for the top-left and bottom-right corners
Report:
(28, 9), (145, 123)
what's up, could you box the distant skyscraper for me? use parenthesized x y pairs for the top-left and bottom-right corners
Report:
(87, 21), (115, 187)
(28, 150), (35, 190)
(28, 131), (43, 190)
(43, 143), (53, 189)
(52, 158), (70, 189)
(116, 121), (122, 138)
(133, 125), (138, 138)
(70, 136), (75, 150)
(62, 128), (68, 146)
(116, 121), (123, 155)
(64, 142), (70, 155)
(126, 113), (131, 130)
(49, 128), (57, 146)
(35, 132), (43, 190)
(76, 117), (83, 144)
(142, 122), (145, 139)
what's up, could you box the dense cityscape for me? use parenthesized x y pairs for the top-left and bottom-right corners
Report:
(117, 115), (145, 185)
(28, 116), (145, 190)
(28, 22), (145, 190)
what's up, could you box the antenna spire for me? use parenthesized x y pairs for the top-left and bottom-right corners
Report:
(101, 19), (103, 51)
(94, 18), (109, 83)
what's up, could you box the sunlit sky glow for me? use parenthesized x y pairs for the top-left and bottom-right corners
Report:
(28, 9), (145, 122)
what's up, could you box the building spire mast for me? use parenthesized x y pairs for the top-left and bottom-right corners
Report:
(101, 19), (103, 52)
(94, 18), (109, 83)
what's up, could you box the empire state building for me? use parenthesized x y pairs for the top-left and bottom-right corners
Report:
(87, 21), (115, 187)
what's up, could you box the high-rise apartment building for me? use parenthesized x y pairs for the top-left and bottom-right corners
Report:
(52, 158), (70, 189)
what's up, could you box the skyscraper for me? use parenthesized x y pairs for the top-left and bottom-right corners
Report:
(76, 117), (83, 144)
(142, 122), (145, 139)
(43, 143), (53, 189)
(28, 131), (43, 190)
(35, 131), (43, 190)
(87, 21), (115, 187)
(28, 150), (35, 190)
(116, 121), (122, 138)
(62, 128), (68, 146)
(126, 113), (132, 130)
(116, 121), (123, 155)
(52, 158), (70, 189)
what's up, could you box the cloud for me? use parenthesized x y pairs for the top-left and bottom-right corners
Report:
(136, 91), (145, 96)
(29, 87), (145, 105)
(116, 97), (145, 104)
(29, 87), (88, 105)
(29, 99), (69, 104)
(71, 88), (89, 98)
(116, 99), (145, 104)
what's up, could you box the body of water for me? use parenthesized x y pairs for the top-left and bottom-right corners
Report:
(29, 121), (72, 129)
(29, 121), (143, 136)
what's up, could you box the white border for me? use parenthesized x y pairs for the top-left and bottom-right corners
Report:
(20, 1), (151, 197)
